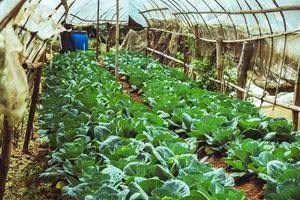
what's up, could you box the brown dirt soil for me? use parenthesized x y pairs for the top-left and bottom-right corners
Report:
(4, 124), (61, 200)
(197, 146), (264, 200)
(204, 152), (265, 200)
(235, 175), (265, 200)
(207, 153), (231, 172)
(119, 78), (144, 103)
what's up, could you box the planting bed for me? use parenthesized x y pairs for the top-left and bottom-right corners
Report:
(39, 51), (300, 200)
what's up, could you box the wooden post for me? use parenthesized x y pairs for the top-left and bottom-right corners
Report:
(194, 25), (201, 59)
(236, 41), (253, 99)
(216, 38), (224, 92)
(0, 116), (14, 199)
(114, 0), (120, 78)
(293, 60), (300, 130)
(95, 0), (100, 60)
(23, 66), (43, 153)
(106, 23), (111, 52)
(183, 53), (189, 76)
(145, 27), (150, 54)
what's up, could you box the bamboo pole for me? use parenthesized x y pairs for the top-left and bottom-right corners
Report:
(236, 41), (253, 99)
(0, 0), (26, 32)
(139, 7), (169, 14)
(115, 0), (120, 78)
(69, 14), (127, 23)
(95, 0), (100, 60)
(212, 79), (300, 113)
(106, 23), (111, 52)
(23, 66), (43, 153)
(216, 38), (224, 92)
(293, 60), (300, 129)
(194, 25), (201, 59)
(0, 117), (14, 200)
(145, 46), (300, 113)
(173, 5), (300, 16)
(148, 27), (300, 44)
(145, 28), (150, 54)
(145, 47), (188, 68)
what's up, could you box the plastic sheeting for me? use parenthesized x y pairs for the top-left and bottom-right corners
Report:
(0, 0), (69, 127)
(0, 23), (28, 125)
(67, 1), (300, 78)
(67, 0), (300, 35)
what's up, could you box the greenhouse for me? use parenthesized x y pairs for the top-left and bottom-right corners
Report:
(0, 0), (300, 199)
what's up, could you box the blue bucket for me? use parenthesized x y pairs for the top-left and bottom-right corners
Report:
(71, 31), (89, 51)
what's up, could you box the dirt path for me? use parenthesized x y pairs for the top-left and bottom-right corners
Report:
(206, 153), (265, 200)
(4, 120), (61, 200)
(119, 77), (144, 103)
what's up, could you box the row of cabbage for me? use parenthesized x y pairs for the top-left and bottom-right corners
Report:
(104, 51), (300, 200)
(39, 51), (250, 200)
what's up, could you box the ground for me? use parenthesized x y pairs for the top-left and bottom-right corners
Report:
(4, 123), (60, 200)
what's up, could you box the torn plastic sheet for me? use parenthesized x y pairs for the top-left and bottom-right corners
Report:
(0, 24), (28, 125)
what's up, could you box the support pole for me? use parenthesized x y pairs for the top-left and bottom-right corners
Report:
(216, 38), (224, 92)
(114, 0), (120, 78)
(236, 41), (253, 99)
(95, 0), (100, 60)
(23, 66), (43, 153)
(145, 27), (150, 54)
(293, 60), (300, 130)
(0, 116), (14, 200)
(194, 25), (201, 58)
(106, 23), (111, 53)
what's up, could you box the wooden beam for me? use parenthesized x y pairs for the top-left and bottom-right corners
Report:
(145, 47), (189, 67)
(144, 46), (300, 115)
(216, 38), (224, 92)
(213, 79), (300, 113)
(0, 117), (14, 200)
(0, 0), (26, 31)
(69, 14), (127, 24)
(194, 25), (201, 59)
(106, 23), (111, 53)
(96, 0), (100, 60)
(173, 5), (300, 15)
(115, 0), (120, 78)
(149, 27), (300, 44)
(293, 60), (300, 129)
(23, 66), (43, 153)
(145, 28), (150, 54)
(236, 41), (253, 99)
(140, 8), (169, 14)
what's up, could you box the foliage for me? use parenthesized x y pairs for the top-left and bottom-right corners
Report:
(40, 51), (248, 199)
(104, 51), (300, 199)
(190, 58), (217, 91)
(39, 50), (300, 199)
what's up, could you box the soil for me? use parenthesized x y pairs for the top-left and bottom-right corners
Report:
(4, 120), (61, 200)
(207, 152), (231, 172)
(203, 152), (265, 200)
(119, 77), (144, 103)
(235, 175), (265, 200)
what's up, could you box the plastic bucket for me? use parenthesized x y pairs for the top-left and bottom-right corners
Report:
(71, 31), (89, 51)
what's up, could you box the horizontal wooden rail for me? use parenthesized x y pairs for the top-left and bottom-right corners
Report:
(149, 27), (300, 43)
(145, 46), (300, 113)
(70, 14), (127, 23)
(0, 0), (26, 31)
(145, 47), (189, 68)
(213, 79), (300, 112)
(173, 5), (300, 15)
(140, 8), (169, 14)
